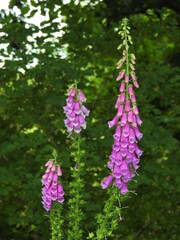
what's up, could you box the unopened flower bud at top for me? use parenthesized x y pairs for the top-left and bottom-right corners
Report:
(130, 64), (135, 71)
(117, 44), (122, 50)
(133, 80), (139, 88)
(122, 56), (126, 62)
(128, 85), (135, 96)
(68, 88), (76, 97)
(131, 58), (136, 64)
(116, 70), (125, 81)
(116, 63), (122, 69)
(131, 73), (137, 81)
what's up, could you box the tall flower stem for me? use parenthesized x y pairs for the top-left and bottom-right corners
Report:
(67, 134), (85, 240)
(50, 202), (64, 240)
(94, 187), (122, 240)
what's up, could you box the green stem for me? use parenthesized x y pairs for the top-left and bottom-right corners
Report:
(50, 203), (64, 240)
(94, 187), (122, 240)
(124, 22), (130, 100)
(67, 134), (85, 240)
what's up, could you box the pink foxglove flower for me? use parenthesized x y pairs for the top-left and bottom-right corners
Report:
(64, 88), (90, 135)
(101, 19), (143, 194)
(41, 160), (64, 211)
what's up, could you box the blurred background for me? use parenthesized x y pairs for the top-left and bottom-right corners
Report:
(0, 0), (180, 239)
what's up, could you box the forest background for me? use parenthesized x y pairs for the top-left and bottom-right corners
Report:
(0, 0), (180, 239)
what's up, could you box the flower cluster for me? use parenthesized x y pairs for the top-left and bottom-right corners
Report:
(64, 88), (90, 135)
(41, 160), (65, 211)
(101, 19), (143, 194)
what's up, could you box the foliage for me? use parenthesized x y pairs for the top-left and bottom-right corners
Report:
(0, 0), (180, 239)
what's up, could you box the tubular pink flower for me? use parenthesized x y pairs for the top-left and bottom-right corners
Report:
(115, 97), (120, 108)
(74, 125), (81, 133)
(130, 94), (136, 103)
(57, 166), (62, 176)
(121, 147), (127, 157)
(120, 160), (129, 176)
(113, 124), (121, 140)
(132, 114), (137, 127)
(128, 85), (135, 96)
(117, 104), (123, 117)
(53, 173), (58, 185)
(133, 105), (139, 115)
(57, 183), (65, 197)
(119, 82), (125, 92)
(81, 105), (90, 116)
(120, 135), (128, 148)
(113, 140), (121, 152)
(78, 115), (85, 124)
(101, 175), (113, 189)
(51, 163), (56, 172)
(115, 151), (123, 161)
(128, 110), (133, 123)
(47, 171), (53, 182)
(125, 99), (131, 112)
(128, 143), (136, 153)
(107, 161), (114, 170)
(119, 92), (125, 103)
(120, 112), (127, 126)
(122, 123), (130, 137)
(109, 150), (116, 161)
(125, 74), (129, 83)
(45, 160), (51, 167)
(136, 115), (143, 125)
(66, 96), (74, 106)
(108, 116), (119, 128)
(129, 128), (135, 143)
(134, 127), (143, 140)
(135, 145), (143, 158)
(78, 91), (86, 102)
(74, 102), (81, 114)
(114, 178), (122, 188)
(120, 182), (128, 194)
(113, 165), (122, 178)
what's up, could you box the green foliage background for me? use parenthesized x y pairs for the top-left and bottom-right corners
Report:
(0, 0), (180, 239)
